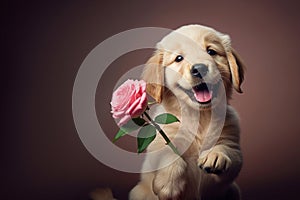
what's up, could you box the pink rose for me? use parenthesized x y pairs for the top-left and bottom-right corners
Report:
(111, 79), (148, 126)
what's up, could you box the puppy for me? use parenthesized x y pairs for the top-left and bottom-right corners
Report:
(129, 24), (245, 200)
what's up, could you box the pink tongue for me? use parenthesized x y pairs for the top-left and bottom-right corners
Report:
(194, 90), (212, 103)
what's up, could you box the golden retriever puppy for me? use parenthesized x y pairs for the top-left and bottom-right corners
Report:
(129, 24), (245, 200)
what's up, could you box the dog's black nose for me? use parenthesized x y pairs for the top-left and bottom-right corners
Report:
(191, 64), (208, 78)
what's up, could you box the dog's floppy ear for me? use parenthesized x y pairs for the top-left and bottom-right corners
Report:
(141, 50), (164, 103)
(220, 33), (245, 93)
(227, 48), (245, 93)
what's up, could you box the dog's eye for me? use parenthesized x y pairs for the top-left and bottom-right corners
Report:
(207, 49), (217, 56)
(175, 55), (184, 62)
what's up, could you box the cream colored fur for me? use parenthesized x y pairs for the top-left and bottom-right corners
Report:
(91, 24), (245, 200)
(130, 24), (245, 200)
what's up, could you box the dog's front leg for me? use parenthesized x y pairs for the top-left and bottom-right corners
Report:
(198, 107), (243, 182)
(152, 151), (187, 200)
(197, 143), (242, 199)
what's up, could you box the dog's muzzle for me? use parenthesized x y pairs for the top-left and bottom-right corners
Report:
(191, 63), (208, 79)
(190, 63), (212, 103)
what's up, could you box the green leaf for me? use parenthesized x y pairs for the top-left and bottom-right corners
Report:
(121, 117), (146, 132)
(113, 128), (127, 142)
(137, 124), (156, 153)
(154, 113), (180, 124)
(113, 117), (146, 143)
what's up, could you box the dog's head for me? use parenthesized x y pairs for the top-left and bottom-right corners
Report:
(142, 25), (245, 110)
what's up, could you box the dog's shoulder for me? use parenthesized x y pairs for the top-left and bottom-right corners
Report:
(226, 105), (240, 125)
(222, 105), (241, 143)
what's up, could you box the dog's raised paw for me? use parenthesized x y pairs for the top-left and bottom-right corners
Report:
(199, 151), (232, 174)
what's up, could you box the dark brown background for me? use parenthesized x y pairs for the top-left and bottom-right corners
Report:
(3, 0), (300, 199)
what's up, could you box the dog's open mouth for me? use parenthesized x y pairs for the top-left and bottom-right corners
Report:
(178, 81), (220, 105)
(192, 83), (212, 104)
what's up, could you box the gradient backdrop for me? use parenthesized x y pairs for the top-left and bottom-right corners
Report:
(3, 0), (300, 199)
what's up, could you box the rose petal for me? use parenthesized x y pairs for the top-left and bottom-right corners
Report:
(117, 114), (131, 127)
(126, 98), (140, 115)
(112, 110), (125, 119)
(128, 92), (147, 117)
(111, 81), (134, 110)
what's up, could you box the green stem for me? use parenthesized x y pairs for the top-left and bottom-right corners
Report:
(143, 111), (180, 156)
